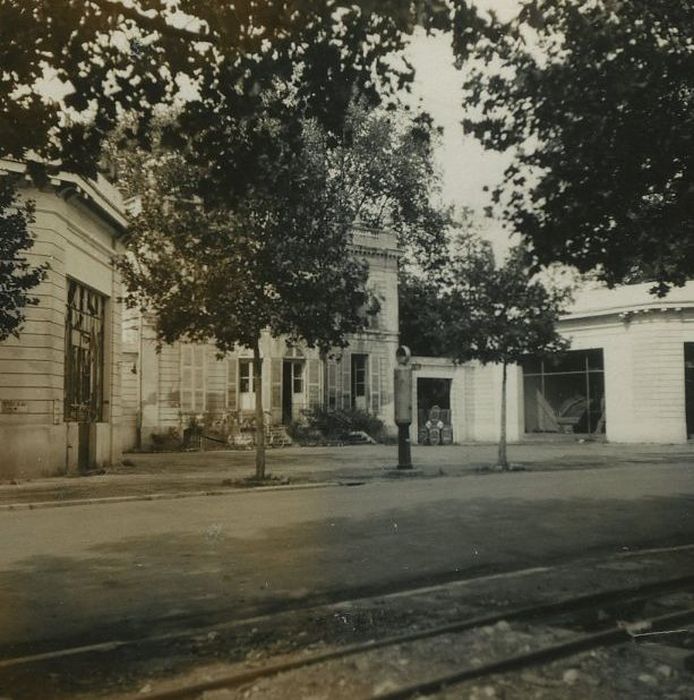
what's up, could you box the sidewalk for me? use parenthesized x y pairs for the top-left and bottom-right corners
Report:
(0, 441), (692, 508)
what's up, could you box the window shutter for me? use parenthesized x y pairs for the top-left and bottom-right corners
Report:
(227, 358), (238, 410)
(270, 358), (282, 422)
(380, 356), (389, 407)
(371, 355), (381, 414)
(193, 345), (205, 411)
(206, 347), (226, 412)
(307, 359), (321, 409)
(341, 354), (351, 410)
(181, 344), (193, 412)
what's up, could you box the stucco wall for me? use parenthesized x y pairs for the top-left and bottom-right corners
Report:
(0, 180), (125, 478)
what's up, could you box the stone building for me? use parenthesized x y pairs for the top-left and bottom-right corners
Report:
(0, 160), (127, 479)
(120, 227), (400, 449)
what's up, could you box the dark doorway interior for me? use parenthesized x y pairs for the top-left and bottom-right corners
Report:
(351, 354), (368, 411)
(282, 361), (293, 425)
(65, 279), (106, 471)
(417, 378), (452, 444)
(686, 344), (694, 438)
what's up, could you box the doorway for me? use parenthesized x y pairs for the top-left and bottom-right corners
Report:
(282, 360), (305, 424)
(64, 279), (106, 471)
(417, 378), (452, 444)
(351, 354), (368, 411)
(686, 344), (694, 438)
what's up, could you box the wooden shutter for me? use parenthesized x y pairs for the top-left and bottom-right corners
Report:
(307, 359), (321, 409)
(227, 358), (238, 410)
(205, 347), (226, 412)
(270, 358), (282, 422)
(380, 356), (389, 408)
(371, 355), (381, 414)
(341, 354), (351, 410)
(193, 345), (205, 411)
(180, 344), (193, 412)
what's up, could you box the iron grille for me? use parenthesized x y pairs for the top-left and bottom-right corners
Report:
(64, 279), (106, 422)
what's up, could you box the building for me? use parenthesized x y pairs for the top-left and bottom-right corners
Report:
(0, 161), (127, 479)
(412, 281), (694, 446)
(120, 227), (401, 449)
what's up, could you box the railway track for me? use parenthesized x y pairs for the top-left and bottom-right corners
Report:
(2, 547), (694, 699)
(115, 572), (694, 700)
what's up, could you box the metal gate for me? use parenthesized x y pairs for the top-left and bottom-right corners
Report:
(64, 279), (106, 469)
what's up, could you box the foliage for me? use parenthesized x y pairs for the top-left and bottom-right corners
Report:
(2, 0), (448, 179)
(114, 103), (444, 352)
(291, 406), (386, 444)
(2, 2), (451, 476)
(453, 0), (694, 294)
(398, 270), (451, 357)
(443, 239), (572, 367)
(439, 237), (572, 467)
(0, 178), (46, 341)
(114, 103), (444, 477)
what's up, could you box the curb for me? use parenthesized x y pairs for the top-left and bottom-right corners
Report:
(0, 480), (343, 512)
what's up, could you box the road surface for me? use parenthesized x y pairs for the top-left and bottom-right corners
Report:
(1, 461), (693, 660)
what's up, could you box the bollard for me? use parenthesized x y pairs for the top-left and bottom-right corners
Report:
(394, 345), (413, 469)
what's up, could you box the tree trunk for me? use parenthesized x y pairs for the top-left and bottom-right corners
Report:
(253, 337), (266, 480)
(498, 361), (509, 469)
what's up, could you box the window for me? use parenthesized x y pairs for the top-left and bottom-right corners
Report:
(239, 359), (255, 394)
(351, 354), (368, 409)
(523, 349), (605, 434)
(64, 279), (106, 422)
(292, 362), (304, 394)
(686, 344), (694, 437)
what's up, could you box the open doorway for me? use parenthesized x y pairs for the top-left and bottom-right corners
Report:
(686, 344), (694, 438)
(351, 354), (368, 411)
(417, 378), (452, 445)
(282, 360), (305, 425)
(64, 279), (106, 471)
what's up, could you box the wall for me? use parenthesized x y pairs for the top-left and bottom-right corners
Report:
(0, 171), (126, 478)
(410, 358), (523, 445)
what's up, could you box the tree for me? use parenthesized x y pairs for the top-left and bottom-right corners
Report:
(452, 0), (694, 294)
(115, 103), (447, 479)
(0, 178), (46, 341)
(2, 1), (449, 178)
(440, 239), (571, 468)
(399, 271), (451, 357)
(1, 1), (449, 388)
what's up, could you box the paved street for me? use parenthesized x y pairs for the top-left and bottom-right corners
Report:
(1, 460), (693, 662)
(1, 441), (693, 506)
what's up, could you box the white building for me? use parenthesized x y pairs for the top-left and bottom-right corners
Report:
(0, 161), (127, 479)
(412, 282), (694, 446)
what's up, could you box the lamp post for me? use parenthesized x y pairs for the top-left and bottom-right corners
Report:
(394, 345), (413, 469)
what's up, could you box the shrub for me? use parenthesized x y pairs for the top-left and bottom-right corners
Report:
(300, 407), (386, 442)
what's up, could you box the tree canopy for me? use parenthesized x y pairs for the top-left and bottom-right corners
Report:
(401, 234), (572, 467)
(0, 179), (46, 341)
(2, 0), (448, 181)
(453, 0), (694, 294)
(114, 102), (447, 476)
(442, 239), (571, 369)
